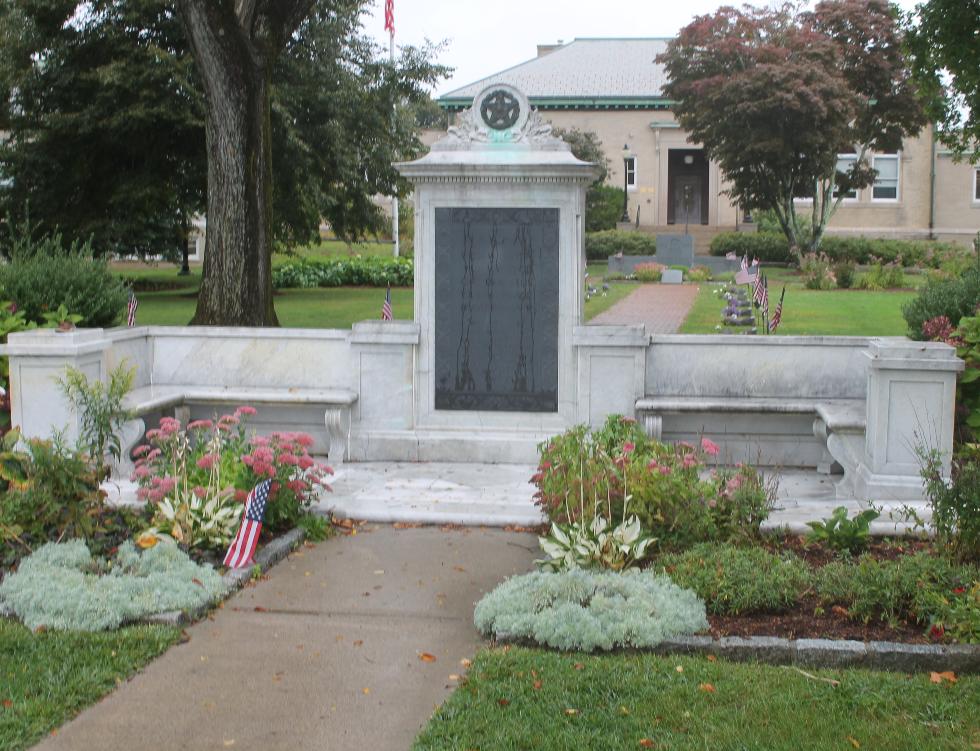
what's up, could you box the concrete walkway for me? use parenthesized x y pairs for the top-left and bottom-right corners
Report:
(33, 526), (538, 751)
(590, 283), (700, 333)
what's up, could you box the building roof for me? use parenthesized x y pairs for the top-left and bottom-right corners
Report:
(439, 38), (673, 111)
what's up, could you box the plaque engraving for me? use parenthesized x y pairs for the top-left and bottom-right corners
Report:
(434, 207), (559, 412)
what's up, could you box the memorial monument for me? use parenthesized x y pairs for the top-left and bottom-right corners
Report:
(395, 84), (599, 459)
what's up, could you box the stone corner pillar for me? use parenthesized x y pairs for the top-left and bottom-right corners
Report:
(1, 328), (111, 443)
(572, 324), (648, 427)
(855, 337), (963, 501)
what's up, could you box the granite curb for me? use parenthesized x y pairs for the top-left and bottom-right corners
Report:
(140, 527), (306, 627)
(650, 634), (980, 673)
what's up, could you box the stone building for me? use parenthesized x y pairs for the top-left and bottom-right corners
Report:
(439, 38), (980, 246)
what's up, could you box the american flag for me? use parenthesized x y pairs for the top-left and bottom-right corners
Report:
(769, 287), (786, 333)
(223, 479), (272, 569)
(381, 285), (392, 321)
(384, 0), (394, 34)
(127, 292), (138, 327)
(761, 274), (769, 317)
(753, 268), (766, 305)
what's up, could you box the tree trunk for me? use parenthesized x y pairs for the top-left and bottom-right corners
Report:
(178, 0), (311, 326)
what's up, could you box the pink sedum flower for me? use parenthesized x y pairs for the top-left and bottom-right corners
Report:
(298, 455), (315, 470)
(235, 405), (258, 417)
(187, 419), (214, 431)
(701, 437), (720, 456)
(196, 453), (219, 470)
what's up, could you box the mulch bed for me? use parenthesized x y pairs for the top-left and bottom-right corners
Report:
(707, 595), (930, 644)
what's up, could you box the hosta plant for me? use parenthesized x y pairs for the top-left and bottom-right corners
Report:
(537, 514), (654, 572)
(149, 491), (240, 550)
(806, 505), (880, 554)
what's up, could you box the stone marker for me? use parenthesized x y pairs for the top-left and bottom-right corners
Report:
(661, 269), (684, 284)
(655, 234), (695, 267)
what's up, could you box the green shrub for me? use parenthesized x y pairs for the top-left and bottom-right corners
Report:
(797, 251), (836, 290)
(0, 539), (227, 631)
(586, 185), (625, 232)
(0, 432), (111, 566)
(709, 231), (966, 268)
(660, 543), (809, 615)
(709, 232), (791, 262)
(633, 262), (664, 282)
(272, 255), (413, 289)
(922, 446), (980, 561)
(815, 552), (978, 626)
(473, 569), (707, 651)
(687, 265), (713, 282)
(833, 260), (856, 289)
(584, 230), (656, 261)
(923, 580), (980, 643)
(0, 246), (128, 328)
(902, 267), (980, 339)
(533, 416), (771, 549)
(858, 259), (907, 290)
(58, 364), (134, 477)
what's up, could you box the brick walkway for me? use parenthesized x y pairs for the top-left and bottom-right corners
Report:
(590, 283), (700, 334)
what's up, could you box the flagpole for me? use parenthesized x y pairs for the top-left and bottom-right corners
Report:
(389, 18), (399, 258)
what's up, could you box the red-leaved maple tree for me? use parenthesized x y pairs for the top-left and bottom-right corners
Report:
(658, 0), (925, 253)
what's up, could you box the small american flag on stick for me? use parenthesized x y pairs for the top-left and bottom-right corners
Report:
(769, 287), (786, 333)
(753, 269), (766, 307)
(381, 284), (393, 321)
(223, 479), (272, 569)
(127, 292), (138, 327)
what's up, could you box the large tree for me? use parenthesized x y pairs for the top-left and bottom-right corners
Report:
(0, 0), (205, 260)
(905, 0), (980, 163)
(658, 1), (926, 253)
(175, 0), (315, 326)
(0, 0), (446, 324)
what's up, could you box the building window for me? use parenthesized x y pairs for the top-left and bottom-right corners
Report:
(974, 168), (980, 202)
(833, 154), (857, 200)
(625, 157), (637, 190)
(872, 153), (899, 200)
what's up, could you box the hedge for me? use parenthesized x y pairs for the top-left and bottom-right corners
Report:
(709, 231), (966, 268)
(585, 230), (657, 261)
(903, 267), (980, 339)
(272, 256), (413, 289)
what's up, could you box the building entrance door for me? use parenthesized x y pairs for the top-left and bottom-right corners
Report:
(673, 175), (702, 227)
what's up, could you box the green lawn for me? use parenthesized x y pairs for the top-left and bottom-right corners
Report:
(413, 647), (980, 751)
(0, 620), (181, 751)
(680, 282), (917, 336)
(115, 258), (922, 335)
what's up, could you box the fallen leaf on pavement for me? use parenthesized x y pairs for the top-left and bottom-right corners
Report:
(362, 687), (370, 695)
(448, 674), (460, 681)
(452, 565), (466, 573)
(223, 740), (235, 747)
(460, 658), (472, 668)
(353, 640), (363, 647)
(254, 606), (268, 613)
(419, 652), (437, 662)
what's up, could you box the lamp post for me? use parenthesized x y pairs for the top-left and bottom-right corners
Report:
(621, 143), (631, 223)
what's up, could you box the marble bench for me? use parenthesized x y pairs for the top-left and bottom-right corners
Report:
(634, 395), (866, 476)
(120, 385), (358, 474)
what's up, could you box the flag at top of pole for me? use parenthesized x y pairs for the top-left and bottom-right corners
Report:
(384, 0), (394, 35)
